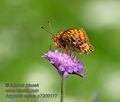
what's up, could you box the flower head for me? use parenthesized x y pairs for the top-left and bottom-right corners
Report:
(43, 50), (85, 78)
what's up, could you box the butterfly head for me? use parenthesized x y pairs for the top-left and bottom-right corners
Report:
(52, 31), (63, 48)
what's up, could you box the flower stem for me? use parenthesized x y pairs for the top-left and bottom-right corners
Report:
(60, 74), (64, 102)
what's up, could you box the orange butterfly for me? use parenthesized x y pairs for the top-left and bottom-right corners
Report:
(52, 28), (94, 55)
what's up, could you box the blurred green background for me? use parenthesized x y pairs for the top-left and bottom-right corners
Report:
(0, 0), (120, 102)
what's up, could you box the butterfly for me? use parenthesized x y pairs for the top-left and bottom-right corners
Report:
(52, 28), (94, 55)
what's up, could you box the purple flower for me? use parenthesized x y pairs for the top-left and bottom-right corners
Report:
(43, 50), (85, 78)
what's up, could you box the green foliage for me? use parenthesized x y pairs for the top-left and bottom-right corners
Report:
(0, 0), (120, 102)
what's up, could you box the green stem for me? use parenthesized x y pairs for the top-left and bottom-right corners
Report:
(60, 74), (64, 102)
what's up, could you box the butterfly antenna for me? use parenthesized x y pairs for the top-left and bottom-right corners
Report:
(41, 26), (53, 35)
(47, 21), (53, 33)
